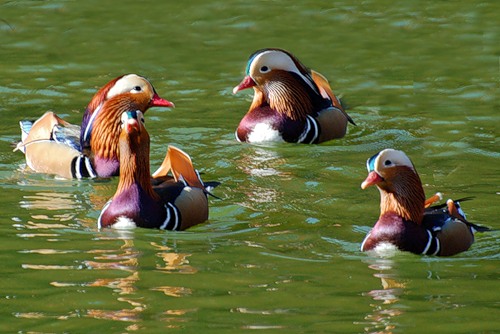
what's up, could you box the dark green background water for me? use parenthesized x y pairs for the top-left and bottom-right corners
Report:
(1, 1), (499, 333)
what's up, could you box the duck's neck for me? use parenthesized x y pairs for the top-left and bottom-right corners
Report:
(115, 134), (159, 201)
(379, 171), (425, 224)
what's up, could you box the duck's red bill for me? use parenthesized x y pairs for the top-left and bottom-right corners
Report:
(361, 171), (383, 189)
(150, 93), (175, 108)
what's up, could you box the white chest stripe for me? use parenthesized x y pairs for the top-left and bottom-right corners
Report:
(84, 156), (97, 178)
(160, 202), (180, 231)
(297, 118), (311, 143)
(297, 115), (319, 144)
(97, 200), (112, 229)
(421, 230), (433, 255)
(430, 237), (440, 256)
(72, 155), (97, 179)
(308, 116), (319, 144)
(421, 230), (440, 256)
(75, 156), (82, 179)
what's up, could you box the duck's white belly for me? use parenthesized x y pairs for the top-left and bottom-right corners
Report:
(112, 216), (137, 229)
(369, 242), (400, 258)
(245, 123), (284, 143)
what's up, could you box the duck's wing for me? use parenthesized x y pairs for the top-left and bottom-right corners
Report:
(16, 112), (81, 153)
(311, 70), (355, 125)
(424, 197), (491, 232)
(53, 122), (81, 151)
(152, 145), (205, 189)
(15, 112), (94, 179)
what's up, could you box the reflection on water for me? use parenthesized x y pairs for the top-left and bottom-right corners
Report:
(15, 190), (82, 238)
(151, 241), (197, 274)
(237, 147), (290, 211)
(84, 235), (197, 326)
(20, 192), (81, 211)
(2, 0), (499, 331)
(84, 236), (144, 323)
(86, 235), (197, 325)
(238, 147), (289, 178)
(15, 218), (198, 328)
(360, 257), (406, 334)
(12, 161), (199, 328)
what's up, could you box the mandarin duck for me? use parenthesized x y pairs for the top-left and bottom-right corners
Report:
(15, 74), (173, 179)
(360, 149), (490, 256)
(232, 48), (355, 144)
(98, 110), (215, 230)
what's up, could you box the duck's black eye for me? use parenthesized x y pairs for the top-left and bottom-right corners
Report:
(384, 160), (392, 166)
(141, 117), (145, 123)
(133, 86), (142, 92)
(260, 66), (269, 73)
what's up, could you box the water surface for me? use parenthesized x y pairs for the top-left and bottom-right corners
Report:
(1, 1), (499, 333)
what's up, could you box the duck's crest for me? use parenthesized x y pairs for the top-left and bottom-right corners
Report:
(367, 152), (379, 172)
(246, 50), (260, 75)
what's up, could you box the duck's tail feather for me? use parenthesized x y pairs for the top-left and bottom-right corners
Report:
(16, 120), (35, 154)
(202, 181), (221, 199)
(468, 222), (493, 233)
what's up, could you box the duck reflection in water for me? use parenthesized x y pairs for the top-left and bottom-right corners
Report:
(16, 170), (85, 207)
(47, 231), (194, 326)
(15, 174), (198, 326)
(360, 257), (405, 334)
(237, 146), (291, 213)
(85, 234), (196, 325)
(16, 177), (89, 229)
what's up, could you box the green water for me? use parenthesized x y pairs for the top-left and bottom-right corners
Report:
(1, 1), (499, 333)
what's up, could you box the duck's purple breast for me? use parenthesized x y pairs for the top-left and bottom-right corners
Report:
(100, 183), (167, 228)
(236, 106), (306, 143)
(362, 212), (431, 254)
(92, 156), (120, 177)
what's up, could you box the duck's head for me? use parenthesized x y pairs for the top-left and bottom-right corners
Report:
(120, 110), (148, 145)
(232, 48), (316, 94)
(118, 110), (150, 167)
(361, 149), (425, 222)
(233, 48), (325, 121)
(88, 74), (174, 114)
(83, 75), (173, 157)
(361, 149), (416, 191)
